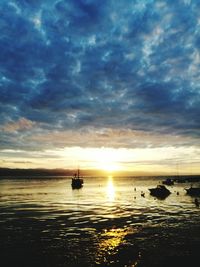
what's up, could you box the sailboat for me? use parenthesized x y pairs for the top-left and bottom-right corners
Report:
(71, 169), (84, 189)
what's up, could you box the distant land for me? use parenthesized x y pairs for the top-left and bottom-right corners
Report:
(0, 167), (93, 177)
(0, 167), (122, 177)
(0, 167), (150, 177)
(0, 167), (199, 179)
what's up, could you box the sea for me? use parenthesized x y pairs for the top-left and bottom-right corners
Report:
(0, 175), (200, 267)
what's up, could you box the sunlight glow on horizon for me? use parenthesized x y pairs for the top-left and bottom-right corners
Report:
(90, 148), (122, 172)
(1, 146), (200, 175)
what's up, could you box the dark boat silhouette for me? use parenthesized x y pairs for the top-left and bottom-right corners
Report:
(185, 186), (200, 196)
(149, 185), (171, 199)
(162, 178), (174, 186)
(71, 169), (84, 189)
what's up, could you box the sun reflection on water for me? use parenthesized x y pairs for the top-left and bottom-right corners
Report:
(106, 176), (115, 202)
(95, 228), (126, 265)
(95, 227), (139, 266)
(100, 228), (126, 250)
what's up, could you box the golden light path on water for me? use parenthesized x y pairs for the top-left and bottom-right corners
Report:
(106, 176), (115, 202)
(95, 176), (140, 266)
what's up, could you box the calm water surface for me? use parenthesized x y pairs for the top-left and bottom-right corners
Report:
(0, 176), (200, 267)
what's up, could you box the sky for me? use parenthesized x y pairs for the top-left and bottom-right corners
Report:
(0, 0), (200, 174)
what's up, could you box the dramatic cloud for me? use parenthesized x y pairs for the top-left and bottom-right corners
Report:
(0, 0), (200, 170)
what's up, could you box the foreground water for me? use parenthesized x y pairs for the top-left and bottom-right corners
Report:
(0, 175), (200, 267)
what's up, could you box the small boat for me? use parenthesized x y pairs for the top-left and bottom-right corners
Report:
(185, 186), (200, 196)
(149, 185), (171, 199)
(162, 178), (174, 186)
(71, 169), (84, 189)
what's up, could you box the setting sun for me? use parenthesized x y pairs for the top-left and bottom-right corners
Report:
(98, 160), (120, 172)
(92, 148), (122, 172)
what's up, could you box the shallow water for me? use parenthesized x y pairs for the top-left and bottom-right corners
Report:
(0, 176), (200, 267)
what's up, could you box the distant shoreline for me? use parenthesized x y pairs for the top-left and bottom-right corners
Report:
(0, 168), (79, 177)
(0, 167), (199, 178)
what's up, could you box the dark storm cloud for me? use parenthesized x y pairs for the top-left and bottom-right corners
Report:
(0, 0), (200, 150)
